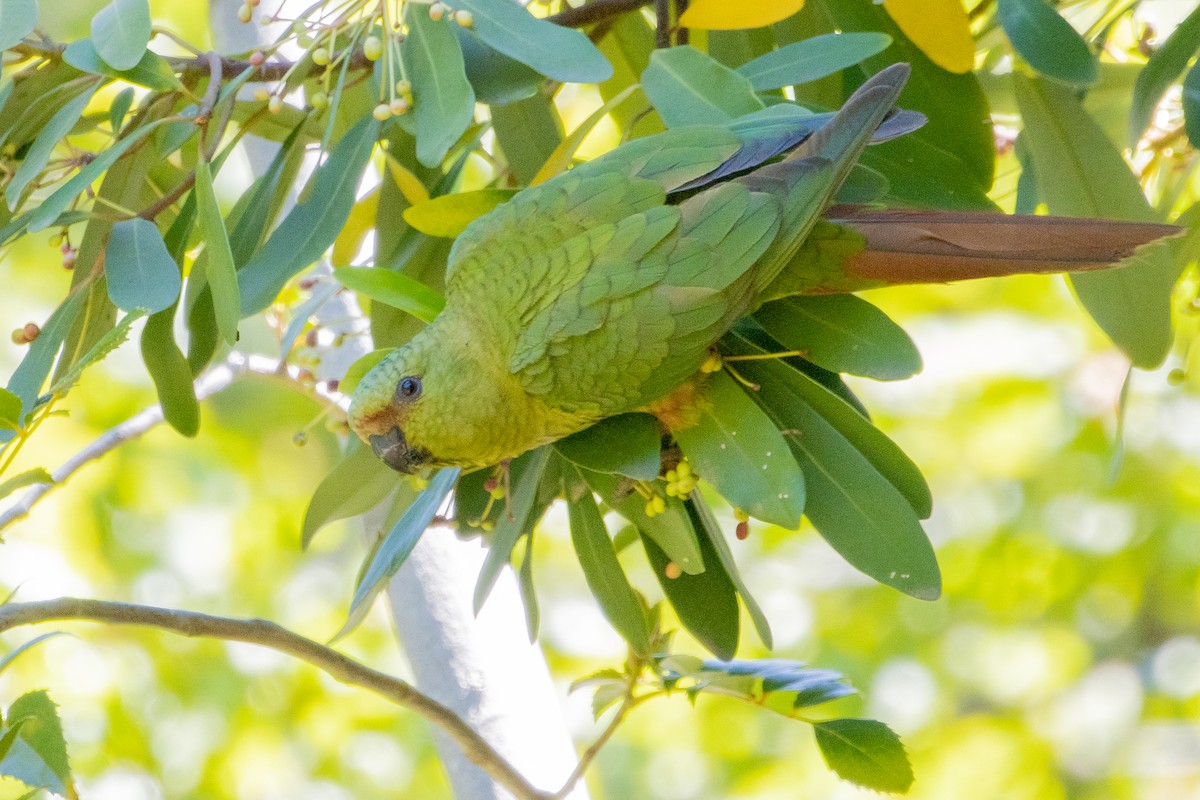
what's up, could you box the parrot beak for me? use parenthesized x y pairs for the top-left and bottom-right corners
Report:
(369, 427), (426, 474)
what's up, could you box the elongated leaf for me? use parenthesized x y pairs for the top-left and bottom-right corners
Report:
(556, 413), (662, 482)
(141, 308), (199, 437)
(0, 389), (21, 430)
(238, 119), (379, 313)
(62, 39), (181, 92)
(473, 448), (553, 612)
(1186, 60), (1200, 147)
(109, 87), (135, 133)
(193, 160), (239, 345)
(675, 372), (806, 528)
(340, 468), (459, 636)
(0, 691), (71, 796)
(404, 12), (475, 168)
(5, 290), (87, 419)
(1014, 74), (1177, 368)
(302, 443), (399, 548)
(7, 88), (98, 212)
(441, 0), (611, 84)
(581, 468), (704, 574)
(998, 0), (1097, 86)
(754, 295), (921, 380)
(91, 0), (152, 71)
(642, 46), (765, 128)
(737, 33), (891, 91)
(402, 189), (516, 237)
(565, 467), (651, 655)
(0, 0), (37, 51)
(491, 93), (564, 185)
(333, 267), (444, 323)
(680, 0), (804, 30)
(104, 219), (182, 313)
(531, 85), (638, 185)
(881, 0), (973, 73)
(690, 493), (772, 648)
(814, 719), (913, 794)
(0, 468), (53, 501)
(1130, 4), (1200, 143)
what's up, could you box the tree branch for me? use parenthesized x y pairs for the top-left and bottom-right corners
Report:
(0, 597), (551, 800)
(548, 0), (653, 29)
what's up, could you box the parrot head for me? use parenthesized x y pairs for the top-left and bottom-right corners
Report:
(347, 342), (437, 474)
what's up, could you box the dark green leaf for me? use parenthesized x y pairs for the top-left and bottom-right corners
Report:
(642, 508), (740, 660)
(239, 117), (380, 313)
(491, 94), (564, 185)
(737, 32), (891, 91)
(340, 467), (460, 637)
(0, 690), (71, 795)
(690, 493), (773, 648)
(62, 39), (182, 92)
(109, 87), (135, 133)
(814, 719), (913, 794)
(441, 0), (611, 84)
(0, 0), (37, 51)
(141, 308), (199, 437)
(91, 0), (152, 71)
(1185, 59), (1200, 147)
(860, 133), (998, 210)
(404, 12), (475, 168)
(302, 443), (399, 549)
(565, 467), (651, 655)
(1130, 4), (1200, 143)
(473, 447), (553, 612)
(997, 0), (1097, 86)
(6, 87), (98, 212)
(104, 219), (182, 313)
(642, 46), (765, 127)
(754, 295), (921, 380)
(193, 159), (240, 345)
(456, 28), (544, 106)
(0, 468), (54, 501)
(675, 371), (806, 529)
(581, 468), (704, 574)
(334, 267), (445, 323)
(556, 413), (662, 481)
(0, 388), (21, 430)
(1014, 73), (1177, 368)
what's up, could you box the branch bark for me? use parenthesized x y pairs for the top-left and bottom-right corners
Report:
(0, 598), (551, 800)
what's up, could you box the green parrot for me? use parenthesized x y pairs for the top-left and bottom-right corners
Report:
(347, 64), (1172, 473)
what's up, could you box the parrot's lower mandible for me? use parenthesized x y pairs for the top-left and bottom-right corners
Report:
(347, 63), (1173, 473)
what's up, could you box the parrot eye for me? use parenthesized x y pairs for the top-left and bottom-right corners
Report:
(397, 376), (422, 401)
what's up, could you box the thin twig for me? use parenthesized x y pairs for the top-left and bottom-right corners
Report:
(0, 597), (551, 800)
(655, 0), (671, 48)
(553, 690), (647, 799)
(548, 0), (653, 28)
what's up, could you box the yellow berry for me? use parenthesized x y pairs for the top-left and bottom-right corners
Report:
(372, 103), (392, 121)
(733, 508), (749, 523)
(677, 461), (692, 478)
(49, 233), (64, 247)
(653, 495), (665, 513)
(480, 520), (496, 532)
(267, 95), (283, 114)
(489, 486), (505, 500)
(454, 9), (473, 26)
(665, 484), (677, 497)
(644, 500), (657, 518)
(253, 87), (271, 101)
(311, 47), (330, 65)
(389, 97), (409, 116)
(363, 36), (384, 60)
(11, 329), (26, 345)
(292, 431), (308, 447)
(237, 4), (253, 23)
(429, 2), (446, 21)
(408, 475), (430, 491)
(310, 91), (328, 110)
(665, 562), (683, 580)
(395, 79), (411, 95)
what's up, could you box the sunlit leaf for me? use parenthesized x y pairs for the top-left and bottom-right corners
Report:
(1185, 59), (1200, 147)
(0, 0), (37, 51)
(333, 267), (445, 323)
(193, 159), (240, 346)
(62, 39), (182, 92)
(737, 33), (891, 91)
(642, 46), (764, 128)
(402, 189), (516, 237)
(530, 85), (636, 185)
(302, 443), (399, 548)
(556, 413), (662, 482)
(814, 719), (913, 794)
(997, 0), (1097, 86)
(0, 690), (72, 796)
(0, 389), (21, 431)
(91, 0), (152, 71)
(881, 0), (974, 74)
(581, 468), (704, 574)
(333, 190), (380, 265)
(679, 0), (804, 30)
(6, 87), (98, 212)
(404, 11), (475, 168)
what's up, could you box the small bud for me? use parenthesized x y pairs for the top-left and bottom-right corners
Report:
(49, 233), (64, 248)
(61, 249), (77, 269)
(298, 277), (319, 290)
(483, 477), (498, 492)
(389, 97), (409, 116)
(267, 95), (284, 114)
(305, 328), (320, 348)
(310, 91), (328, 110)
(735, 521), (750, 540)
(363, 36), (384, 61)
(11, 329), (26, 345)
(395, 79), (411, 95)
(297, 368), (316, 386)
(733, 508), (749, 523)
(372, 103), (392, 121)
(253, 87), (271, 102)
(293, 431), (308, 447)
(664, 562), (683, 580)
(311, 46), (331, 65)
(291, 20), (306, 33)
(453, 9), (473, 26)
(297, 34), (313, 47)
(480, 519), (495, 532)
(489, 486), (506, 501)
(467, 518), (481, 529)
(325, 379), (339, 393)
(247, 0), (260, 6)
(1168, 368), (1187, 386)
(429, 2), (446, 20)
(249, 50), (266, 67)
(22, 322), (40, 342)
(237, 3), (253, 23)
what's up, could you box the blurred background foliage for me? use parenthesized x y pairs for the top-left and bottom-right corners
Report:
(2, 0), (1200, 798)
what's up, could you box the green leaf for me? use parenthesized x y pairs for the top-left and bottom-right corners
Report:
(193, 159), (240, 346)
(473, 447), (552, 613)
(1014, 73), (1177, 368)
(141, 308), (199, 437)
(0, 468), (53, 501)
(404, 11), (475, 168)
(109, 87), (135, 133)
(0, 690), (71, 796)
(456, 28), (543, 106)
(47, 309), (147, 397)
(754, 295), (922, 380)
(737, 32), (892, 91)
(1130, 3), (1200, 144)
(333, 267), (445, 323)
(104, 219), (182, 313)
(1185, 59), (1200, 148)
(0, 634), (67, 677)
(690, 493), (773, 649)
(340, 467), (460, 637)
(641, 505), (740, 660)
(441, 0), (611, 84)
(860, 132), (998, 210)
(6, 87), (98, 212)
(675, 371), (806, 529)
(565, 467), (651, 656)
(62, 39), (182, 92)
(0, 0), (37, 51)
(0, 388), (21, 430)
(581, 468), (704, 574)
(642, 46), (765, 127)
(556, 413), (662, 481)
(302, 443), (399, 549)
(814, 719), (913, 794)
(239, 117), (380, 313)
(997, 0), (1097, 86)
(491, 93), (565, 184)
(5, 290), (88, 418)
(402, 189), (516, 238)
(91, 0), (152, 71)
